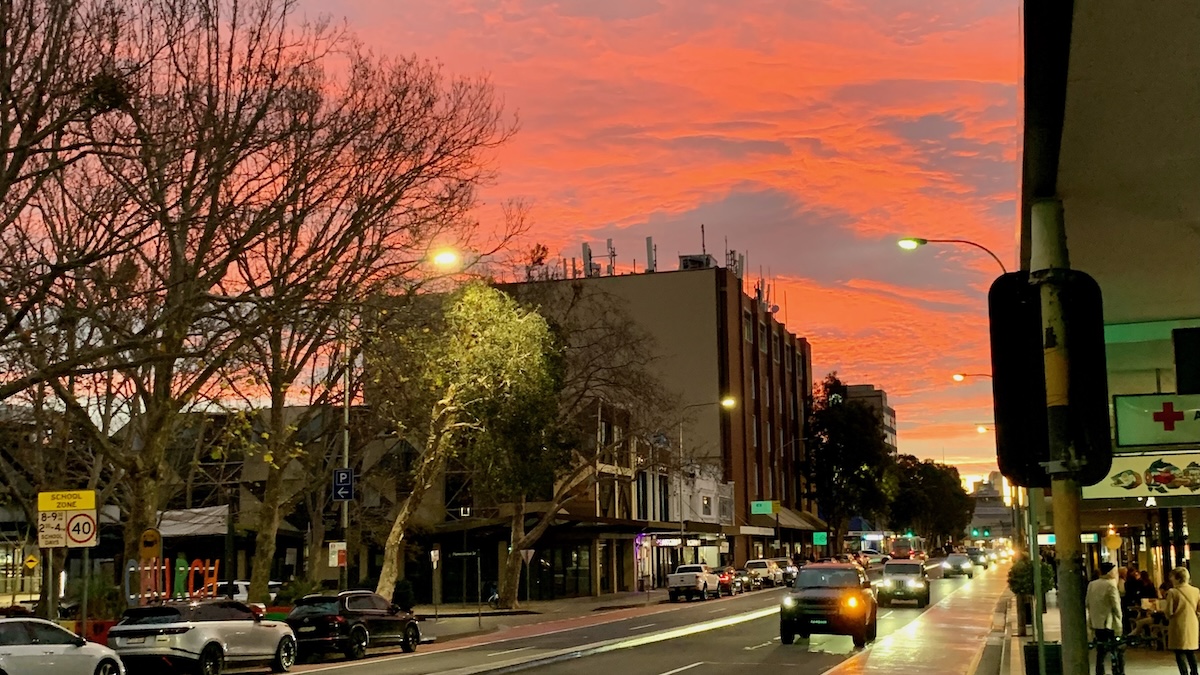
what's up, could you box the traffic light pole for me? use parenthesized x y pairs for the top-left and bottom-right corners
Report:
(1032, 199), (1087, 675)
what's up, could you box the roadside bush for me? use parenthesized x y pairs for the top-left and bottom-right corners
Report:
(65, 574), (125, 621)
(273, 578), (322, 606)
(1008, 557), (1056, 596)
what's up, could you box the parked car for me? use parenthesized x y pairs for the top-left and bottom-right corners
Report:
(734, 567), (763, 591)
(667, 564), (723, 601)
(285, 590), (421, 660)
(770, 557), (799, 584)
(716, 566), (744, 595)
(744, 559), (784, 587)
(203, 580), (284, 603)
(780, 563), (878, 648)
(109, 600), (294, 674)
(877, 560), (931, 608)
(860, 549), (890, 566)
(0, 617), (125, 675)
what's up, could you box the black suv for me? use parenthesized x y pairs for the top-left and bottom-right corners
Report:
(877, 560), (930, 607)
(779, 563), (878, 648)
(285, 590), (420, 660)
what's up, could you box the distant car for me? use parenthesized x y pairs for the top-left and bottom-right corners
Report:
(734, 567), (763, 591)
(860, 549), (890, 565)
(744, 559), (784, 587)
(878, 561), (931, 608)
(966, 548), (991, 569)
(910, 550), (929, 562)
(0, 617), (125, 675)
(942, 554), (975, 578)
(780, 563), (878, 648)
(717, 566), (744, 595)
(770, 557), (799, 584)
(108, 599), (296, 674)
(204, 580), (284, 603)
(286, 590), (421, 660)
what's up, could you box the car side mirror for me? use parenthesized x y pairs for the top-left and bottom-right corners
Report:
(74, 635), (87, 647)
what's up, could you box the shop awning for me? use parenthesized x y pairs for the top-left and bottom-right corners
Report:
(749, 507), (823, 532)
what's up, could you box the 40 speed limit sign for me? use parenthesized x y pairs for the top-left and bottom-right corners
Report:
(65, 510), (98, 548)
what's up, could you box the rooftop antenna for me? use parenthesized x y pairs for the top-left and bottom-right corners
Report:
(605, 238), (617, 275)
(571, 256), (578, 279)
(646, 236), (656, 273)
(701, 223), (706, 256)
(582, 243), (593, 278)
(783, 290), (789, 325)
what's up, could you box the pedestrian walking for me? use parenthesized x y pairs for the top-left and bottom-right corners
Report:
(1087, 562), (1123, 675)
(1165, 566), (1200, 675)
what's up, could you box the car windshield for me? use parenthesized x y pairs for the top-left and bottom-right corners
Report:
(948, 555), (971, 563)
(288, 599), (339, 618)
(795, 568), (859, 588)
(886, 564), (922, 576)
(745, 561), (767, 569)
(119, 607), (186, 625)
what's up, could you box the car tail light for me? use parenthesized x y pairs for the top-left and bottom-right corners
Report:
(161, 627), (192, 636)
(719, 574), (728, 581)
(329, 615), (347, 624)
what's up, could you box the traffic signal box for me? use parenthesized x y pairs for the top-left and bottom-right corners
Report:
(988, 270), (1112, 488)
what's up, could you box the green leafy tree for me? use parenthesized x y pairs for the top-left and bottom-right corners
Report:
(807, 373), (895, 551)
(889, 454), (974, 546)
(367, 282), (558, 600)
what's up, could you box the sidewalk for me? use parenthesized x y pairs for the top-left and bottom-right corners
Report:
(1005, 596), (1181, 674)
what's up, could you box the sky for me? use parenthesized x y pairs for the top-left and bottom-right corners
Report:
(302, 0), (1022, 479)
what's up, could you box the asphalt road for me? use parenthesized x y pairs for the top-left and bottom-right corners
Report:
(282, 558), (990, 675)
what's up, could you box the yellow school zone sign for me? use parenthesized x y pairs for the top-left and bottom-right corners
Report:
(38, 490), (96, 512)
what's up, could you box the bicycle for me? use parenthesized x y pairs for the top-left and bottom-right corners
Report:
(1088, 634), (1148, 675)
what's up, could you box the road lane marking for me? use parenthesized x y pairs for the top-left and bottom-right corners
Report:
(880, 611), (893, 619)
(485, 646), (531, 657)
(744, 640), (773, 651)
(658, 663), (704, 675)
(708, 608), (724, 613)
(630, 623), (657, 631)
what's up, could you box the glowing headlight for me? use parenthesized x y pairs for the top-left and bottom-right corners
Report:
(960, 563), (971, 569)
(882, 579), (895, 587)
(844, 595), (859, 609)
(906, 579), (924, 588)
(941, 562), (951, 568)
(782, 596), (796, 608)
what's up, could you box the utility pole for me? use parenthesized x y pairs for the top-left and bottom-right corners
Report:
(1031, 198), (1086, 675)
(340, 328), (351, 591)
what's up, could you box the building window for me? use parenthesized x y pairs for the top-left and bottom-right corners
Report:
(743, 310), (753, 342)
(759, 322), (767, 353)
(752, 371), (757, 399)
(752, 415), (758, 448)
(702, 496), (712, 516)
(786, 345), (792, 371)
(772, 332), (780, 361)
(767, 421), (773, 451)
(768, 471), (774, 499)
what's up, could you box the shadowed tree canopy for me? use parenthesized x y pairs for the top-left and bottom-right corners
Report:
(889, 454), (974, 544)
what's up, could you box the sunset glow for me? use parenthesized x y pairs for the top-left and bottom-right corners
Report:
(310, 0), (1022, 475)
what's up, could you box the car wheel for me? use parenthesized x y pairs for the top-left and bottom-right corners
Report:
(699, 584), (708, 601)
(401, 622), (420, 653)
(196, 644), (224, 675)
(798, 630), (810, 639)
(344, 625), (369, 660)
(780, 620), (796, 645)
(669, 591), (679, 602)
(271, 635), (296, 673)
(867, 611), (878, 641)
(968, 572), (974, 579)
(852, 628), (867, 648)
(95, 660), (121, 675)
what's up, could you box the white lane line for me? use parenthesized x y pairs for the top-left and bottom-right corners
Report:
(630, 623), (657, 631)
(880, 611), (893, 619)
(658, 663), (704, 675)
(708, 608), (724, 614)
(486, 646), (531, 657)
(744, 640), (773, 651)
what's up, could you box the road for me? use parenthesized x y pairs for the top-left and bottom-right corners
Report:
(285, 558), (1001, 675)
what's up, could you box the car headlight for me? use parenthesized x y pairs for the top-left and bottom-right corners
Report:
(782, 596), (796, 608)
(906, 579), (924, 588)
(961, 563), (971, 569)
(942, 562), (951, 568)
(843, 595), (860, 610)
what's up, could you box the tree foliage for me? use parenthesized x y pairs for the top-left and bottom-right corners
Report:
(807, 373), (894, 549)
(888, 454), (974, 544)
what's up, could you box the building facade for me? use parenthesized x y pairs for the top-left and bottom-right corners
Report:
(844, 384), (897, 456)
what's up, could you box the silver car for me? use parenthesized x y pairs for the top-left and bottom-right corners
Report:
(107, 599), (295, 675)
(0, 617), (125, 675)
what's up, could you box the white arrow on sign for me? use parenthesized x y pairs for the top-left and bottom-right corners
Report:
(334, 485), (351, 499)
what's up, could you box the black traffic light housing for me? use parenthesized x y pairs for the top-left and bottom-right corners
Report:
(988, 270), (1112, 487)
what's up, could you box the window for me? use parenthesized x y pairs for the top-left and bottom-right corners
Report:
(347, 595), (377, 611)
(368, 595), (392, 611)
(786, 345), (793, 371)
(195, 603), (253, 622)
(752, 371), (757, 399)
(772, 332), (780, 361)
(702, 496), (712, 516)
(27, 621), (78, 645)
(0, 622), (30, 645)
(743, 310), (754, 342)
(767, 422), (773, 451)
(752, 415), (758, 447)
(759, 322), (767, 352)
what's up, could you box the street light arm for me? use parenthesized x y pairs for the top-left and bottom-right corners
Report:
(922, 239), (1008, 274)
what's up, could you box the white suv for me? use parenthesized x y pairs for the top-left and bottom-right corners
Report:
(108, 599), (296, 674)
(744, 559), (785, 587)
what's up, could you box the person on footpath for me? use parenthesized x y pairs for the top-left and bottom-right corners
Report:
(1165, 566), (1200, 675)
(1087, 562), (1123, 675)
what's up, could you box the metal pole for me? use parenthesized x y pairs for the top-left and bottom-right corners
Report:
(225, 494), (235, 598)
(1032, 199), (1085, 675)
(525, 559), (531, 604)
(340, 336), (350, 591)
(476, 557), (482, 629)
(81, 548), (89, 639)
(1029, 487), (1047, 675)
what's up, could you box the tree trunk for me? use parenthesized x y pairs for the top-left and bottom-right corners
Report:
(306, 497), (327, 583)
(249, 463), (285, 602)
(498, 501), (526, 609)
(124, 468), (160, 563)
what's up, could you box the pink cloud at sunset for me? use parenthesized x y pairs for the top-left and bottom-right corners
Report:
(300, 0), (1022, 475)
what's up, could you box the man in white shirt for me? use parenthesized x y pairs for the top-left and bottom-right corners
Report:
(1087, 562), (1123, 675)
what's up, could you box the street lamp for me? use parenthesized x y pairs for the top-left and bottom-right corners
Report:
(674, 398), (737, 558)
(897, 237), (1008, 274)
(952, 373), (993, 382)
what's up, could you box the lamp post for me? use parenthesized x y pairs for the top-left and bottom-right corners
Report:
(897, 237), (1008, 274)
(952, 373), (993, 382)
(675, 398), (736, 565)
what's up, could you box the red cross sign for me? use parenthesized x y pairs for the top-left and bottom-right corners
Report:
(1154, 402), (1186, 431)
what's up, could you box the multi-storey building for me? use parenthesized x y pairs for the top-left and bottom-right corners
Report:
(844, 384), (897, 456)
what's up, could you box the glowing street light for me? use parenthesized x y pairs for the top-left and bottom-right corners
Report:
(952, 372), (993, 382)
(720, 396), (736, 409)
(896, 236), (1008, 273)
(976, 425), (991, 434)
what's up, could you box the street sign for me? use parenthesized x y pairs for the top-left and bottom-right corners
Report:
(1114, 394), (1200, 447)
(37, 489), (97, 548)
(520, 549), (535, 564)
(750, 500), (777, 515)
(37, 511), (67, 548)
(24, 554), (38, 570)
(813, 532), (828, 546)
(332, 468), (354, 502)
(37, 490), (96, 512)
(430, 549), (440, 568)
(140, 528), (162, 562)
(329, 541), (347, 567)
(449, 550), (478, 558)
(66, 510), (98, 548)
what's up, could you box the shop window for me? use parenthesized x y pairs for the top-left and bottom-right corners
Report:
(702, 496), (712, 516)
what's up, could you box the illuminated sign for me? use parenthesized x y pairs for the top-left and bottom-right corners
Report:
(656, 538), (682, 547)
(685, 539), (702, 547)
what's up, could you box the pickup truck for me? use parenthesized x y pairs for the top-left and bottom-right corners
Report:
(667, 564), (723, 602)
